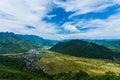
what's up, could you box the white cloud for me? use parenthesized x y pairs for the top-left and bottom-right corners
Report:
(0, 0), (59, 38)
(53, 0), (119, 18)
(56, 12), (120, 40)
(63, 22), (80, 32)
(45, 14), (57, 19)
(0, 0), (120, 40)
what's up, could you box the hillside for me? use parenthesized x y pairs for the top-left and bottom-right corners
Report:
(50, 40), (119, 59)
(0, 32), (40, 54)
(0, 55), (49, 80)
(0, 32), (58, 54)
(85, 40), (120, 53)
(34, 51), (120, 75)
(1, 50), (120, 80)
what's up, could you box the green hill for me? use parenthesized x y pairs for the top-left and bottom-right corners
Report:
(34, 51), (120, 75)
(0, 32), (40, 54)
(50, 40), (119, 59)
(1, 51), (120, 80)
(0, 32), (58, 54)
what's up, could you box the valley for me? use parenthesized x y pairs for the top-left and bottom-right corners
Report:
(0, 33), (120, 80)
(1, 0), (120, 79)
(3, 48), (120, 76)
(33, 50), (120, 75)
(1, 47), (120, 80)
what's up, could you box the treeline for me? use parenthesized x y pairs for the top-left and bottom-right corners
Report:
(52, 71), (120, 80)
(1, 69), (120, 80)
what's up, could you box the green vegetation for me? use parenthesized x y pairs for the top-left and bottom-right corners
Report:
(50, 40), (119, 59)
(16, 33), (57, 46)
(86, 40), (120, 53)
(0, 32), (58, 54)
(1, 34), (120, 80)
(0, 55), (26, 69)
(0, 55), (49, 80)
(0, 32), (41, 54)
(0, 51), (120, 80)
(34, 51), (120, 75)
(53, 71), (120, 80)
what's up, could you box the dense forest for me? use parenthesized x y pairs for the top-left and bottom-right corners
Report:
(50, 40), (120, 59)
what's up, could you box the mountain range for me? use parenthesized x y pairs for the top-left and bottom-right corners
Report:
(0, 32), (56, 54)
(0, 32), (120, 60)
(85, 40), (120, 53)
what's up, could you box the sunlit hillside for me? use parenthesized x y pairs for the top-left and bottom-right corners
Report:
(34, 50), (120, 75)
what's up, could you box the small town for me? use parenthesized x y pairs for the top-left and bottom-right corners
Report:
(16, 49), (45, 72)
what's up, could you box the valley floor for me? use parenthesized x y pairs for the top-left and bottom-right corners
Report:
(33, 50), (120, 75)
(1, 49), (120, 80)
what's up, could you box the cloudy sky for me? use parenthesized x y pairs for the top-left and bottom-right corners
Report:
(0, 0), (120, 40)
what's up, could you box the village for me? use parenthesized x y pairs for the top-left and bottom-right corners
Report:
(16, 49), (46, 73)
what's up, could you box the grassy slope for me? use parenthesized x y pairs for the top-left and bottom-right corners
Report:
(0, 32), (40, 54)
(34, 51), (120, 75)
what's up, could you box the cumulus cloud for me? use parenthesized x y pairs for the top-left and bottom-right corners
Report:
(63, 22), (80, 32)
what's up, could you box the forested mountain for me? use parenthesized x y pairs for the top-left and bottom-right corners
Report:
(0, 32), (57, 54)
(85, 40), (120, 53)
(15, 34), (58, 46)
(50, 40), (120, 59)
(0, 32), (40, 54)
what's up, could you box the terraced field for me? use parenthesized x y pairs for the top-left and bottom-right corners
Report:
(34, 51), (120, 75)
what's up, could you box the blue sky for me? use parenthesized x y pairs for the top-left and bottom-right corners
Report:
(0, 0), (120, 40)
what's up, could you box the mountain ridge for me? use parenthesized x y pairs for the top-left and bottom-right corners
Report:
(0, 32), (57, 54)
(85, 39), (120, 53)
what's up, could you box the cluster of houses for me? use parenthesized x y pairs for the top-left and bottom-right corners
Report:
(17, 49), (45, 72)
